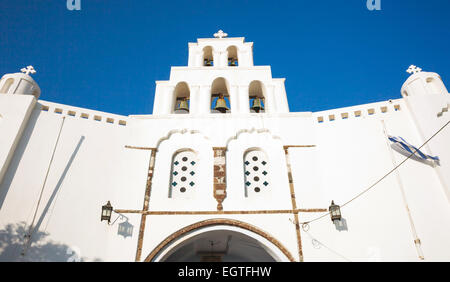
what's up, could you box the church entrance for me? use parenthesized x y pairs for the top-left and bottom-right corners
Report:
(162, 229), (276, 262)
(146, 220), (294, 262)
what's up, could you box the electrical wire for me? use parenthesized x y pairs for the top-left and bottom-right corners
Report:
(303, 230), (352, 262)
(299, 119), (450, 226)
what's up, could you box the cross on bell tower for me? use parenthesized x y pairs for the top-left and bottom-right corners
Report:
(21, 65), (36, 76)
(213, 30), (228, 39)
(406, 65), (422, 75)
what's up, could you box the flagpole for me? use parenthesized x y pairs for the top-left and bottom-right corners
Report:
(21, 116), (66, 258)
(380, 119), (425, 260)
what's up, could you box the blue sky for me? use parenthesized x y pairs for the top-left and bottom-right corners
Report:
(0, 0), (449, 116)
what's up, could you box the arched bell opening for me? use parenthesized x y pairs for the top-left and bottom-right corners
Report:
(0, 78), (14, 94)
(227, 46), (238, 67)
(249, 80), (265, 113)
(211, 77), (231, 114)
(203, 46), (214, 67)
(146, 220), (294, 262)
(426, 76), (446, 95)
(173, 82), (190, 114)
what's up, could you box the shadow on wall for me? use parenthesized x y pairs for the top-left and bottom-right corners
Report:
(113, 214), (134, 239)
(22, 135), (85, 255)
(0, 106), (41, 209)
(0, 222), (101, 262)
(334, 218), (349, 232)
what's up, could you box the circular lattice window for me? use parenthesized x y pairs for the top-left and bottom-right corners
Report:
(244, 150), (270, 197)
(169, 150), (198, 198)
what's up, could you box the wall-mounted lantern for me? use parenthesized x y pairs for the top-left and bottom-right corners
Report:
(101, 201), (113, 223)
(329, 200), (342, 222)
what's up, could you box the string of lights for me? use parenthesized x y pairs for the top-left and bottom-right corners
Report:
(299, 119), (450, 227)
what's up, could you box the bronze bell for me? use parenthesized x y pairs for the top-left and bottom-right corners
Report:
(228, 58), (237, 66)
(204, 59), (212, 66)
(213, 94), (229, 113)
(251, 97), (264, 113)
(176, 99), (189, 112)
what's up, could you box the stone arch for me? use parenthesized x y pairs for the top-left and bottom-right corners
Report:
(225, 128), (282, 148)
(225, 129), (289, 210)
(144, 218), (295, 262)
(150, 130), (216, 211)
(155, 129), (209, 149)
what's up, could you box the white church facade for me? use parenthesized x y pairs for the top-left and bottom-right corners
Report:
(0, 31), (450, 262)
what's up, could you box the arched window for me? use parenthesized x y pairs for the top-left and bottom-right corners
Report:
(203, 46), (214, 67)
(0, 78), (14, 94)
(169, 150), (198, 199)
(173, 82), (190, 114)
(249, 81), (265, 113)
(211, 77), (231, 113)
(243, 149), (270, 197)
(227, 46), (238, 67)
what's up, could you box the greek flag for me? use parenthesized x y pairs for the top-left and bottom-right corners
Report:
(388, 135), (440, 164)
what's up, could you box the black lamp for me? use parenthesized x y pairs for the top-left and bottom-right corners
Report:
(329, 200), (342, 222)
(101, 201), (113, 223)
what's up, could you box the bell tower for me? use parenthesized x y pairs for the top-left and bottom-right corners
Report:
(0, 66), (40, 187)
(152, 31), (289, 115)
(0, 66), (41, 99)
(187, 30), (254, 68)
(401, 65), (450, 202)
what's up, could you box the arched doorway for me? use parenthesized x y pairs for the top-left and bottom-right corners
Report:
(145, 219), (294, 262)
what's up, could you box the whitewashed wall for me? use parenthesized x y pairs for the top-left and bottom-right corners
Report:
(0, 37), (449, 262)
(1, 92), (449, 261)
(0, 100), (147, 262)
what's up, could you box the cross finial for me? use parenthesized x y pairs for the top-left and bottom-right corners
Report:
(21, 65), (36, 76)
(214, 30), (228, 38)
(406, 65), (422, 75)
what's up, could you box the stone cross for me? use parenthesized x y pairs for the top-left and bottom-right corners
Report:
(214, 30), (228, 38)
(406, 65), (422, 75)
(21, 65), (36, 75)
